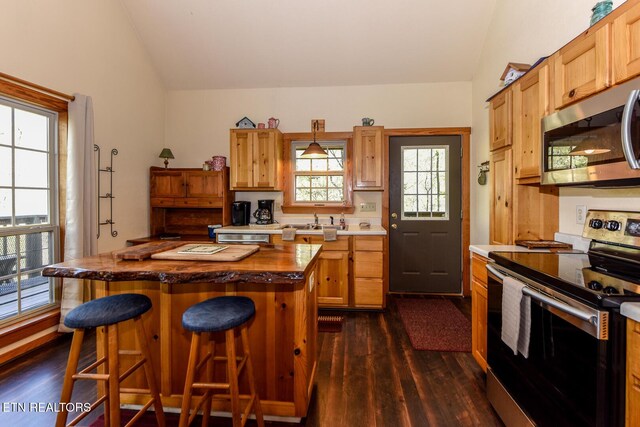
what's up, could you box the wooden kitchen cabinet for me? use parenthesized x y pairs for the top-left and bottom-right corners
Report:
(614, 2), (640, 84)
(150, 167), (227, 206)
(489, 89), (512, 151)
(551, 23), (611, 109)
(490, 148), (513, 245)
(512, 64), (550, 183)
(149, 167), (233, 235)
(353, 126), (384, 190)
(150, 169), (184, 198)
(272, 234), (386, 308)
(353, 236), (384, 308)
(471, 253), (489, 373)
(628, 318), (640, 427)
(272, 235), (350, 307)
(229, 129), (283, 190)
(316, 250), (350, 307)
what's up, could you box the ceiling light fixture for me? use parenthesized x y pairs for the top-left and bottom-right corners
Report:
(301, 121), (328, 158)
(568, 138), (611, 156)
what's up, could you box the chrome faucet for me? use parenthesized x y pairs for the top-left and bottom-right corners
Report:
(313, 212), (318, 225)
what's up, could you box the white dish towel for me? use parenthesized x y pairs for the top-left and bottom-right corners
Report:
(501, 276), (532, 358)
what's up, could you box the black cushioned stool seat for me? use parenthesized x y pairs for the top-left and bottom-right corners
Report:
(179, 296), (264, 427)
(181, 296), (255, 332)
(64, 293), (152, 329)
(56, 294), (165, 427)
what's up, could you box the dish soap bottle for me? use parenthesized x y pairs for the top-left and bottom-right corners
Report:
(339, 212), (346, 230)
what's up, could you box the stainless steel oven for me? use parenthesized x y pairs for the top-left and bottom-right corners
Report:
(486, 263), (618, 427)
(485, 210), (640, 426)
(542, 76), (640, 186)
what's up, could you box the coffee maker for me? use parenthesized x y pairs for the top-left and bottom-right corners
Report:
(253, 199), (274, 225)
(231, 201), (251, 226)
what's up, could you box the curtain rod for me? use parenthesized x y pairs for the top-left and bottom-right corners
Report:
(0, 72), (75, 102)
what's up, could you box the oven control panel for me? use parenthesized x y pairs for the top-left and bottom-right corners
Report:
(583, 210), (640, 247)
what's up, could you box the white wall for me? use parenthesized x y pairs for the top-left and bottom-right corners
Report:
(165, 82), (472, 221)
(471, 0), (633, 244)
(2, 0), (166, 251)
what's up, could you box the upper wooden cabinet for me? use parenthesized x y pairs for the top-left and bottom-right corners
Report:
(489, 90), (512, 151)
(614, 2), (640, 84)
(551, 23), (611, 109)
(512, 64), (550, 183)
(150, 169), (184, 198)
(149, 167), (233, 235)
(150, 167), (228, 207)
(229, 129), (283, 190)
(353, 126), (384, 190)
(489, 148), (513, 245)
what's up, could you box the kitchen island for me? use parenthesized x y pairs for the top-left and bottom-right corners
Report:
(43, 243), (322, 421)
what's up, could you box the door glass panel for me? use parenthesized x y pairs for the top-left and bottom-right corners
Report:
(401, 146), (449, 220)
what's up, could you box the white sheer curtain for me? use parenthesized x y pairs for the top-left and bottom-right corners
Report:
(58, 94), (98, 332)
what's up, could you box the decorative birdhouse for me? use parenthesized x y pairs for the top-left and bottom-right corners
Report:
(235, 117), (256, 129)
(500, 62), (531, 86)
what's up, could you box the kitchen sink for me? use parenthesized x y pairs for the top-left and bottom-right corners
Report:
(283, 223), (322, 230)
(283, 224), (346, 230)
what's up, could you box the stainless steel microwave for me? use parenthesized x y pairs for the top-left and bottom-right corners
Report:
(542, 76), (640, 186)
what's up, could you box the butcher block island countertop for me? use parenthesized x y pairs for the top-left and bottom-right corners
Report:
(43, 243), (322, 421)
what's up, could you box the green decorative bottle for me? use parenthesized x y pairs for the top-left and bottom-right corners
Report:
(590, 1), (613, 26)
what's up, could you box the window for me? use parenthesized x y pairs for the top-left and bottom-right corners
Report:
(292, 141), (346, 203)
(401, 146), (449, 220)
(0, 96), (58, 323)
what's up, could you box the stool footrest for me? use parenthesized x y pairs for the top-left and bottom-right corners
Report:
(124, 397), (156, 427)
(78, 357), (106, 375)
(119, 349), (142, 356)
(120, 387), (151, 394)
(211, 393), (255, 401)
(118, 358), (147, 383)
(196, 352), (212, 372)
(193, 382), (230, 390)
(72, 373), (109, 381)
(67, 394), (108, 426)
(242, 395), (257, 426)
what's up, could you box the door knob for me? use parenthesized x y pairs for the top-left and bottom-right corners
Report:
(391, 213), (397, 219)
(391, 224), (398, 229)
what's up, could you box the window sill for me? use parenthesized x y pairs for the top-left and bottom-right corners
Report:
(281, 205), (355, 214)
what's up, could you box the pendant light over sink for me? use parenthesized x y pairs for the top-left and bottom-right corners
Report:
(301, 120), (328, 158)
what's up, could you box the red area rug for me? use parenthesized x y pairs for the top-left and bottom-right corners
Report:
(395, 298), (471, 352)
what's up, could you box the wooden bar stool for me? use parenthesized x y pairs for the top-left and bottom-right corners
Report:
(56, 293), (165, 427)
(179, 296), (264, 427)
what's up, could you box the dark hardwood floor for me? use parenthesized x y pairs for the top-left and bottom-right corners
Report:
(0, 296), (502, 426)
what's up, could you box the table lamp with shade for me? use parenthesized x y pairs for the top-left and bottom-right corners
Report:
(159, 148), (175, 168)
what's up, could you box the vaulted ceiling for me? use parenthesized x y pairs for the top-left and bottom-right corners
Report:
(121, 0), (496, 90)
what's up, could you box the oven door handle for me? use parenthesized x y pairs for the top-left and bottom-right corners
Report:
(486, 264), (597, 325)
(621, 89), (640, 169)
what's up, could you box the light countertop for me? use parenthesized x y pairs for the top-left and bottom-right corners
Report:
(621, 303), (640, 323)
(215, 224), (387, 236)
(469, 245), (551, 258)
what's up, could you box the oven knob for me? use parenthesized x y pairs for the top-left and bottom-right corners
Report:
(602, 286), (619, 295)
(587, 280), (603, 291)
(604, 220), (621, 231)
(589, 219), (604, 229)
